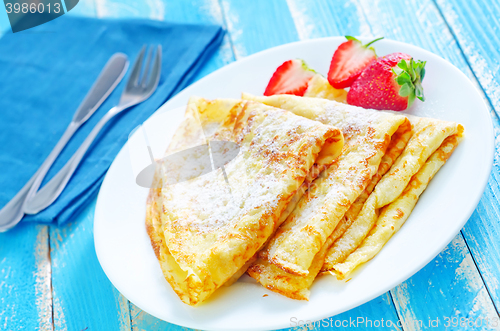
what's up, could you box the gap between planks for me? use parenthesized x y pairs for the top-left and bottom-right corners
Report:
(35, 225), (54, 331)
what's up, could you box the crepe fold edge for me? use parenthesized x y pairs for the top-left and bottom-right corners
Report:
(329, 132), (463, 279)
(323, 117), (464, 276)
(146, 97), (243, 305)
(146, 96), (344, 305)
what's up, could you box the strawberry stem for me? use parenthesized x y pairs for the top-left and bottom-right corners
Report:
(364, 37), (384, 47)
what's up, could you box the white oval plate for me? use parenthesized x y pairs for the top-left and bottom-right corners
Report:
(94, 37), (494, 331)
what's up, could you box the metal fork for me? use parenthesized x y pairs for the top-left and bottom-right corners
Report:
(24, 45), (162, 214)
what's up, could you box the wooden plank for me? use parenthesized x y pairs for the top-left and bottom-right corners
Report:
(94, 0), (234, 83)
(435, 0), (500, 115)
(285, 0), (371, 40)
(435, 0), (500, 310)
(50, 199), (132, 331)
(464, 186), (500, 308)
(354, 0), (500, 326)
(130, 303), (198, 331)
(0, 224), (52, 331)
(219, 0), (299, 59)
(285, 293), (401, 331)
(392, 234), (498, 331)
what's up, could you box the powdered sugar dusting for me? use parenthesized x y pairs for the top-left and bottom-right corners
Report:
(162, 106), (329, 243)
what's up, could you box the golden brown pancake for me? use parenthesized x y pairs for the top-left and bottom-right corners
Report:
(324, 116), (464, 278)
(330, 134), (462, 279)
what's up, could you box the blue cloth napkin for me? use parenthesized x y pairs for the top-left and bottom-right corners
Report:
(0, 15), (224, 224)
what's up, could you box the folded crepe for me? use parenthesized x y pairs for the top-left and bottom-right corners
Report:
(146, 97), (344, 305)
(323, 114), (463, 279)
(242, 93), (411, 299)
(329, 133), (462, 279)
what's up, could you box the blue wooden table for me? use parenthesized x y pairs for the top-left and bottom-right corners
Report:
(1, 0), (500, 330)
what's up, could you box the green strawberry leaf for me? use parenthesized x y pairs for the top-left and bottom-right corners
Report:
(393, 58), (427, 107)
(415, 82), (425, 101)
(392, 66), (403, 76)
(408, 59), (416, 81)
(398, 59), (408, 71)
(407, 90), (416, 108)
(395, 71), (412, 86)
(345, 36), (361, 43)
(399, 83), (412, 97)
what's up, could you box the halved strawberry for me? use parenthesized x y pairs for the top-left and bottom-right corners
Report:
(347, 52), (426, 111)
(264, 59), (316, 96)
(327, 36), (384, 89)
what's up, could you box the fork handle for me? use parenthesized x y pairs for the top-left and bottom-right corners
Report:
(24, 107), (121, 214)
(25, 122), (79, 202)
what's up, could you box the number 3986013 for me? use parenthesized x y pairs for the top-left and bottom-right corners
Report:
(5, 2), (61, 14)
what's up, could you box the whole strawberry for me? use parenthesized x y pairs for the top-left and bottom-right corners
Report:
(347, 52), (426, 111)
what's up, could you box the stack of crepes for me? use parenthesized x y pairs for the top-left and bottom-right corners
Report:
(146, 74), (463, 305)
(242, 74), (463, 300)
(146, 97), (344, 305)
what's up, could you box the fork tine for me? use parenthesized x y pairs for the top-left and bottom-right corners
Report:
(146, 45), (162, 90)
(127, 45), (146, 88)
(140, 46), (153, 87)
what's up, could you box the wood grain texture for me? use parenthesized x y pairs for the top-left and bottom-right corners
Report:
(435, 0), (500, 115)
(50, 199), (131, 331)
(435, 0), (500, 311)
(355, 0), (500, 325)
(285, 0), (371, 40)
(285, 293), (401, 330)
(130, 303), (197, 331)
(94, 0), (234, 83)
(219, 0), (299, 59)
(392, 235), (498, 331)
(0, 224), (52, 331)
